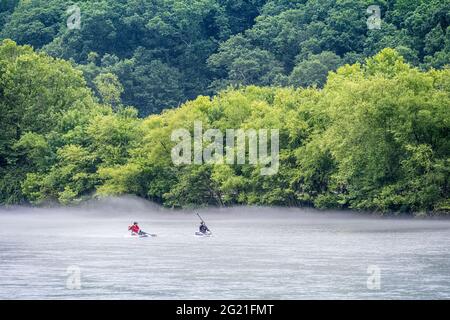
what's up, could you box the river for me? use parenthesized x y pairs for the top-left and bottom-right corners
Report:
(1, 197), (449, 299)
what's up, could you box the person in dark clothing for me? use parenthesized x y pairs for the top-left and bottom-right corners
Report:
(199, 221), (210, 234)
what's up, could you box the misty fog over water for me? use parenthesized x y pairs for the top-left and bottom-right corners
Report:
(0, 197), (449, 299)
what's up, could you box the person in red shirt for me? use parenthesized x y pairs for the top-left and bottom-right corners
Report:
(128, 222), (140, 235)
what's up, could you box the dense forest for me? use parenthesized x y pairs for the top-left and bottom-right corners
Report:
(1, 0), (449, 115)
(0, 0), (449, 214)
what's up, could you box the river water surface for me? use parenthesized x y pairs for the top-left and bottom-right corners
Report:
(1, 197), (449, 299)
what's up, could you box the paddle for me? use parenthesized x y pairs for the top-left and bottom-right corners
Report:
(196, 213), (212, 234)
(139, 230), (157, 237)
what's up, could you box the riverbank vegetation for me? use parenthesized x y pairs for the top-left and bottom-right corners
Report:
(0, 39), (448, 214)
